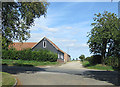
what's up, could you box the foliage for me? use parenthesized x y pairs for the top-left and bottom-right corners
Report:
(85, 55), (119, 70)
(2, 48), (58, 62)
(87, 11), (120, 65)
(88, 55), (102, 65)
(104, 56), (119, 68)
(84, 57), (91, 61)
(79, 54), (85, 62)
(72, 58), (75, 61)
(0, 33), (2, 58)
(82, 61), (114, 71)
(82, 61), (90, 67)
(2, 2), (49, 49)
(2, 59), (58, 66)
(2, 48), (18, 60)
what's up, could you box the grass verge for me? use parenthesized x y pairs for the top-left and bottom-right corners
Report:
(82, 61), (114, 71)
(1, 59), (58, 66)
(1, 72), (16, 87)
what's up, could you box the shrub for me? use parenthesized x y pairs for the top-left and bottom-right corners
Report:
(104, 56), (119, 67)
(88, 55), (102, 65)
(2, 48), (18, 60)
(84, 57), (91, 61)
(2, 48), (58, 62)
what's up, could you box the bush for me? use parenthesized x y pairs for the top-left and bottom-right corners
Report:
(2, 48), (58, 62)
(2, 48), (18, 60)
(104, 56), (119, 67)
(84, 57), (91, 61)
(88, 55), (102, 65)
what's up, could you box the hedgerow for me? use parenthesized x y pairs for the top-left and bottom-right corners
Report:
(85, 55), (119, 70)
(2, 48), (58, 62)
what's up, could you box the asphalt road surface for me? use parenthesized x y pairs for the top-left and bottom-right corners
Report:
(2, 61), (119, 85)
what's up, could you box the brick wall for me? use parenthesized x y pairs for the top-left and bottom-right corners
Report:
(57, 59), (64, 63)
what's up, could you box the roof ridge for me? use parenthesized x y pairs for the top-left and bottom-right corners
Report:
(44, 37), (60, 49)
(45, 37), (65, 54)
(11, 37), (66, 54)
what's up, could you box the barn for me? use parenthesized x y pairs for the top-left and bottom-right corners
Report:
(10, 37), (71, 63)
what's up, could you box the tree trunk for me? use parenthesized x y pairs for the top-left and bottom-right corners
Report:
(101, 39), (107, 65)
(101, 51), (105, 65)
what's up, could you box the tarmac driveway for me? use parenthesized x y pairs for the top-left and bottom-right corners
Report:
(2, 61), (119, 85)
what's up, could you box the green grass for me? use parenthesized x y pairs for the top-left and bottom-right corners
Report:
(1, 72), (16, 87)
(82, 61), (114, 71)
(1, 59), (58, 66)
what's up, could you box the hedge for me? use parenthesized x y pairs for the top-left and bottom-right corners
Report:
(86, 55), (119, 68)
(2, 48), (58, 62)
(87, 55), (102, 65)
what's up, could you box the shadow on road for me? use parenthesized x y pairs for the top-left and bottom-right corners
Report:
(78, 70), (120, 86)
(2, 65), (46, 74)
(42, 67), (120, 86)
(2, 64), (120, 86)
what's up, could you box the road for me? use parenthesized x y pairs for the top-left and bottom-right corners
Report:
(2, 61), (119, 85)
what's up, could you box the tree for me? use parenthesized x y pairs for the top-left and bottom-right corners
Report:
(2, 1), (49, 49)
(87, 11), (120, 65)
(79, 54), (85, 62)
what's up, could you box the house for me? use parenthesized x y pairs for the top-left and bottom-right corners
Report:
(9, 37), (71, 63)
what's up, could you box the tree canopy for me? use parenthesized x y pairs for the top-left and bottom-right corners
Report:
(87, 11), (120, 65)
(2, 1), (49, 49)
(79, 54), (85, 62)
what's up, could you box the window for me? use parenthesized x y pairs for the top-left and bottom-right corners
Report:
(43, 41), (46, 48)
(58, 53), (60, 58)
(61, 54), (64, 59)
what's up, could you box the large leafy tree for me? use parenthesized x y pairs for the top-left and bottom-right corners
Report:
(87, 11), (120, 65)
(2, 1), (49, 49)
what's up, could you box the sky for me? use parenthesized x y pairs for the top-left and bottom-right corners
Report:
(26, 1), (118, 59)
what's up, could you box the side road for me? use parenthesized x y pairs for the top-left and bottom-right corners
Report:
(58, 61), (85, 69)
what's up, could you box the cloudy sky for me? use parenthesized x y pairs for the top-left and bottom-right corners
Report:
(27, 1), (118, 59)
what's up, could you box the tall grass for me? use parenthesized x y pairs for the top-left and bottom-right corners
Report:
(1, 72), (16, 86)
(2, 59), (58, 66)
